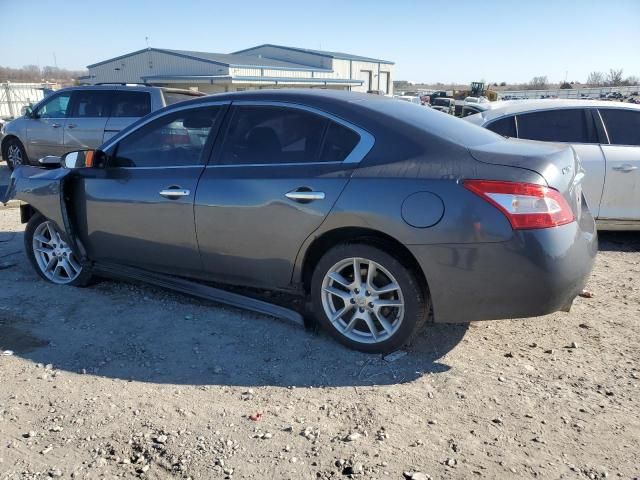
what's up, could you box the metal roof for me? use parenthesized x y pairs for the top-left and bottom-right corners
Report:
(87, 47), (334, 71)
(233, 44), (394, 64)
(473, 99), (640, 123)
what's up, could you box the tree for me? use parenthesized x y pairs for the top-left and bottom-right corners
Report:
(623, 75), (639, 86)
(586, 71), (605, 87)
(499, 81), (507, 87)
(528, 76), (548, 90)
(560, 82), (572, 89)
(607, 68), (624, 86)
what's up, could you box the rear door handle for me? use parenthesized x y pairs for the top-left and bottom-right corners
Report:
(285, 189), (325, 202)
(612, 164), (638, 172)
(159, 188), (190, 198)
(66, 123), (77, 129)
(51, 123), (61, 128)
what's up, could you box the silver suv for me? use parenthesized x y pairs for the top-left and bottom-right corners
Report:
(1, 84), (205, 170)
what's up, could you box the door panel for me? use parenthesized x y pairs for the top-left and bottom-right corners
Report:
(571, 144), (606, 217)
(25, 91), (72, 159)
(64, 90), (111, 152)
(599, 145), (640, 220)
(195, 164), (352, 288)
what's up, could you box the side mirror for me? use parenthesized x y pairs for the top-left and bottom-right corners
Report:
(62, 150), (95, 169)
(21, 106), (33, 118)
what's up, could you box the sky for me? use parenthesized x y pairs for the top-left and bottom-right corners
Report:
(1, 0), (639, 84)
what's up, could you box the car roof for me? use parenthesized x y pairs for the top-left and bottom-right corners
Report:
(475, 99), (640, 123)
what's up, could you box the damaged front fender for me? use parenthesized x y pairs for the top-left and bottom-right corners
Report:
(2, 165), (87, 261)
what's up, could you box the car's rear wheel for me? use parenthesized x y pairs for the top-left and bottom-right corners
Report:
(25, 214), (92, 286)
(311, 243), (428, 353)
(2, 138), (28, 171)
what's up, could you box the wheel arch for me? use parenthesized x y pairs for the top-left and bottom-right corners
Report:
(298, 226), (430, 298)
(1, 134), (21, 155)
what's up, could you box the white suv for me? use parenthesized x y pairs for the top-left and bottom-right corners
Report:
(465, 100), (640, 230)
(1, 84), (205, 170)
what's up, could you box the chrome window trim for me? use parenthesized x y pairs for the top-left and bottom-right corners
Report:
(100, 100), (232, 151)
(220, 100), (375, 165)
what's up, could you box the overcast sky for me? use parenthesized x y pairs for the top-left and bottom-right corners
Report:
(2, 0), (639, 84)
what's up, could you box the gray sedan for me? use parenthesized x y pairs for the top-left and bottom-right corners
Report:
(4, 90), (597, 353)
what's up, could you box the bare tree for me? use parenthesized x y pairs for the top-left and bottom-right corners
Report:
(607, 68), (624, 86)
(528, 76), (549, 90)
(586, 71), (605, 86)
(623, 75), (639, 86)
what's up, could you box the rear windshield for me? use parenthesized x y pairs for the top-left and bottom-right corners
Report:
(163, 91), (204, 105)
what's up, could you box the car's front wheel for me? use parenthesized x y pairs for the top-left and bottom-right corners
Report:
(311, 243), (429, 353)
(2, 138), (29, 171)
(25, 214), (92, 286)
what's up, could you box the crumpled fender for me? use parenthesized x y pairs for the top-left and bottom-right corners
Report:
(2, 166), (87, 261)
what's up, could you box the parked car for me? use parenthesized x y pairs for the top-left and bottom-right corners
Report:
(465, 99), (640, 230)
(4, 90), (596, 353)
(0, 84), (205, 170)
(430, 97), (456, 115)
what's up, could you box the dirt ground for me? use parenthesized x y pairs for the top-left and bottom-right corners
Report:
(0, 162), (639, 480)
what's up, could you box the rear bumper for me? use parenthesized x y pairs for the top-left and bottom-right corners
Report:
(409, 205), (597, 323)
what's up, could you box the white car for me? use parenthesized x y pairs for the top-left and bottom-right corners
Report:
(465, 100), (640, 230)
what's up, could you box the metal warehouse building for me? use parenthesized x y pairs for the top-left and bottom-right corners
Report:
(82, 44), (394, 95)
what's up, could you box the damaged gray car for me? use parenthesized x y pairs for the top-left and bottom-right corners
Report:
(3, 89), (597, 353)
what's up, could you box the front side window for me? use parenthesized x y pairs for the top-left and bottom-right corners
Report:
(111, 106), (221, 168)
(36, 92), (71, 119)
(219, 105), (361, 165)
(599, 109), (640, 146)
(516, 109), (594, 143)
(110, 91), (152, 118)
(69, 91), (111, 118)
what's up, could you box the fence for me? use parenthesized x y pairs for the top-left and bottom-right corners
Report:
(497, 85), (640, 100)
(0, 82), (57, 119)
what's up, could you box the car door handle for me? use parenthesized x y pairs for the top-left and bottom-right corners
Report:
(51, 123), (61, 128)
(285, 189), (325, 202)
(612, 164), (638, 172)
(159, 188), (190, 198)
(66, 123), (77, 129)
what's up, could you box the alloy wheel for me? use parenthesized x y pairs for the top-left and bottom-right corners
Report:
(321, 257), (405, 344)
(32, 221), (82, 284)
(7, 144), (23, 167)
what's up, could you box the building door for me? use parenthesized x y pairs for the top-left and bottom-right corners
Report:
(379, 72), (389, 94)
(359, 70), (372, 91)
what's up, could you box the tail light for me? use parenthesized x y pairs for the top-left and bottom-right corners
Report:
(463, 180), (575, 230)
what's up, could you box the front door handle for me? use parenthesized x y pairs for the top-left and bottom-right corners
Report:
(159, 188), (190, 198)
(285, 189), (325, 202)
(612, 164), (638, 173)
(51, 123), (61, 128)
(66, 123), (77, 129)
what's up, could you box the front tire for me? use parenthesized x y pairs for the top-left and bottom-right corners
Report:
(2, 138), (29, 171)
(24, 214), (92, 286)
(311, 243), (429, 353)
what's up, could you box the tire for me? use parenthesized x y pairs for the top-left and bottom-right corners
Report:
(24, 214), (92, 287)
(311, 243), (429, 353)
(2, 138), (29, 171)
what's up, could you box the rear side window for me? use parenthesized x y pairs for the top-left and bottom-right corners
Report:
(111, 106), (221, 168)
(69, 90), (111, 118)
(219, 106), (328, 165)
(487, 116), (517, 137)
(163, 91), (202, 105)
(516, 109), (594, 143)
(599, 109), (640, 146)
(320, 122), (360, 161)
(110, 91), (152, 118)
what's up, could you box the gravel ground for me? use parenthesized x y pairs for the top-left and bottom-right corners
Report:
(0, 162), (639, 480)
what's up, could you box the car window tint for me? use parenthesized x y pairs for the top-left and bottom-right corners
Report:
(487, 116), (517, 137)
(69, 91), (111, 118)
(599, 109), (640, 146)
(110, 91), (152, 118)
(37, 93), (71, 118)
(516, 109), (592, 143)
(111, 107), (220, 168)
(320, 121), (360, 162)
(219, 106), (328, 165)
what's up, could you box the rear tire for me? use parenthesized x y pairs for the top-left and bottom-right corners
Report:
(311, 243), (429, 353)
(2, 138), (29, 171)
(24, 214), (92, 287)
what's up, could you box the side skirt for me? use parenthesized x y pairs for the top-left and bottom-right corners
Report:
(92, 262), (305, 327)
